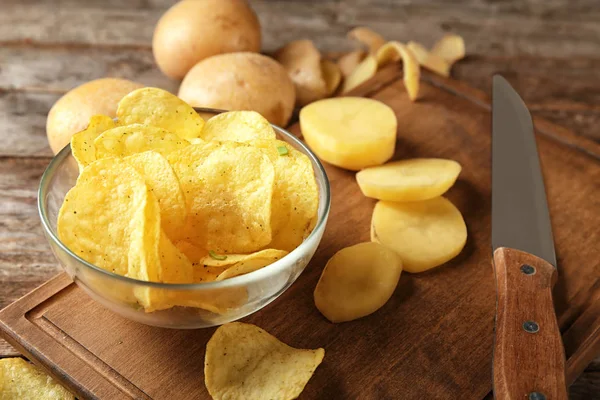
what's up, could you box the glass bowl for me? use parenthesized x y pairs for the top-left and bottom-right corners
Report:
(38, 108), (330, 329)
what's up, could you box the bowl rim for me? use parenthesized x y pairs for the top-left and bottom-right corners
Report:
(38, 107), (331, 290)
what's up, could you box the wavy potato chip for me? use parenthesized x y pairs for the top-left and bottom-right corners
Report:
(215, 249), (288, 280)
(348, 27), (386, 54)
(201, 111), (276, 142)
(193, 265), (226, 282)
(94, 123), (190, 159)
(321, 59), (342, 95)
(337, 50), (366, 78)
(168, 142), (275, 253)
(58, 158), (154, 276)
(70, 114), (115, 171)
(376, 41), (420, 101)
(116, 87), (205, 140)
(205, 322), (324, 400)
(342, 55), (377, 93)
(124, 151), (187, 240)
(406, 41), (450, 77)
(0, 358), (74, 400)
(175, 240), (208, 263)
(252, 140), (319, 250)
(430, 34), (466, 64)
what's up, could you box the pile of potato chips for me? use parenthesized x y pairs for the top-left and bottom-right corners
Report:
(58, 87), (319, 312)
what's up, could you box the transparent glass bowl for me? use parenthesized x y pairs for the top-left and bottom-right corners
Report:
(38, 108), (330, 329)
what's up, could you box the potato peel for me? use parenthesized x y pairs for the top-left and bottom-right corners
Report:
(348, 27), (386, 54)
(342, 55), (378, 93)
(431, 34), (466, 63)
(321, 59), (342, 95)
(337, 50), (366, 78)
(375, 41), (420, 101)
(407, 41), (450, 77)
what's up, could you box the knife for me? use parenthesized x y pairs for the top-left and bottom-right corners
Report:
(491, 75), (568, 400)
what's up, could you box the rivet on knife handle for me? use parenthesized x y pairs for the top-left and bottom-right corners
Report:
(492, 247), (568, 400)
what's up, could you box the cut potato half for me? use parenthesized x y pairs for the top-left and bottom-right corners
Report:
(356, 158), (461, 202)
(314, 242), (402, 323)
(300, 97), (397, 170)
(371, 197), (467, 273)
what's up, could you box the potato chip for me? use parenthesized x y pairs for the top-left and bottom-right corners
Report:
(175, 240), (207, 263)
(201, 111), (276, 142)
(193, 265), (226, 282)
(94, 123), (190, 159)
(314, 242), (402, 323)
(124, 151), (187, 240)
(205, 322), (324, 400)
(0, 358), (74, 400)
(321, 59), (342, 95)
(148, 285), (249, 314)
(337, 50), (366, 78)
(375, 41), (420, 101)
(252, 140), (319, 250)
(168, 142), (275, 253)
(406, 41), (450, 77)
(348, 27), (386, 54)
(274, 40), (328, 106)
(116, 87), (205, 140)
(342, 55), (377, 93)
(58, 158), (155, 276)
(70, 114), (115, 171)
(157, 231), (193, 283)
(430, 34), (466, 64)
(215, 249), (288, 280)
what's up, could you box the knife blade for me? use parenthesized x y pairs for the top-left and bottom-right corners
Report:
(491, 75), (568, 400)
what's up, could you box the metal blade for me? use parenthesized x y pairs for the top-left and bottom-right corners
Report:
(492, 75), (556, 267)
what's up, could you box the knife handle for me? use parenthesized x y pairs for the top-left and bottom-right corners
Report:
(492, 247), (568, 400)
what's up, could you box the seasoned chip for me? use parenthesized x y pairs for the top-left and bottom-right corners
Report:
(175, 240), (207, 263)
(124, 151), (187, 240)
(252, 140), (319, 250)
(57, 158), (156, 277)
(205, 322), (324, 400)
(430, 34), (466, 64)
(337, 50), (366, 78)
(321, 59), (342, 95)
(348, 27), (386, 54)
(375, 41), (420, 101)
(406, 41), (450, 77)
(201, 111), (276, 142)
(193, 265), (226, 283)
(342, 55), (377, 93)
(116, 87), (205, 140)
(201, 249), (286, 267)
(70, 114), (115, 171)
(168, 142), (275, 253)
(215, 249), (288, 280)
(0, 358), (74, 400)
(94, 123), (189, 159)
(157, 231), (193, 283)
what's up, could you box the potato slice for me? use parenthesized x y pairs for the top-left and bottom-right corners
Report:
(347, 27), (386, 54)
(375, 41), (420, 101)
(430, 34), (466, 63)
(321, 59), (342, 95)
(274, 40), (328, 106)
(314, 242), (402, 323)
(337, 50), (366, 78)
(371, 197), (467, 273)
(341, 55), (377, 93)
(300, 97), (397, 171)
(356, 158), (461, 202)
(407, 41), (451, 77)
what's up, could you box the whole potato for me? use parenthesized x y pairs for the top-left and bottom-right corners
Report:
(178, 52), (296, 127)
(153, 0), (261, 80)
(46, 78), (143, 154)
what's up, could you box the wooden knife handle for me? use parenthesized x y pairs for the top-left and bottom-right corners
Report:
(492, 247), (568, 400)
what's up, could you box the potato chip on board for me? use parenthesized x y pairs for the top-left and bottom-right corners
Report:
(205, 322), (324, 400)
(201, 111), (276, 142)
(342, 54), (377, 93)
(168, 142), (275, 253)
(406, 41), (450, 77)
(116, 87), (205, 140)
(375, 41), (420, 101)
(70, 114), (115, 171)
(252, 140), (319, 251)
(348, 27), (386, 54)
(124, 151), (187, 241)
(430, 34), (466, 64)
(0, 358), (74, 400)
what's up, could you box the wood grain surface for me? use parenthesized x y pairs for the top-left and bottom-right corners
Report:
(0, 0), (599, 398)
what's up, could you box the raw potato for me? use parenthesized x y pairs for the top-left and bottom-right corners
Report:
(314, 242), (402, 323)
(46, 78), (143, 154)
(337, 50), (366, 78)
(375, 41), (420, 101)
(347, 27), (386, 54)
(152, 0), (261, 79)
(431, 34), (466, 63)
(300, 97), (397, 170)
(356, 158), (462, 202)
(321, 59), (342, 95)
(274, 40), (328, 106)
(178, 52), (295, 127)
(371, 197), (467, 273)
(407, 41), (451, 77)
(205, 322), (324, 400)
(342, 55), (377, 93)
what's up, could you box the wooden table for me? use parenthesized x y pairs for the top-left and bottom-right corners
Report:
(0, 0), (598, 397)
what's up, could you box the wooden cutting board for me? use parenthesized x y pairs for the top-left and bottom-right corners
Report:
(1, 66), (599, 400)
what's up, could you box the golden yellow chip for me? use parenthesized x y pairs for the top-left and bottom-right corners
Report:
(57, 158), (155, 276)
(406, 41), (450, 77)
(116, 87), (205, 140)
(430, 34), (466, 64)
(193, 265), (226, 283)
(168, 142), (275, 253)
(157, 231), (193, 283)
(215, 249), (288, 280)
(70, 114), (115, 171)
(375, 41), (420, 101)
(205, 322), (324, 400)
(0, 358), (74, 400)
(201, 111), (276, 142)
(94, 123), (190, 159)
(252, 140), (319, 251)
(342, 55), (377, 93)
(175, 240), (207, 263)
(347, 27), (386, 54)
(124, 151), (187, 241)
